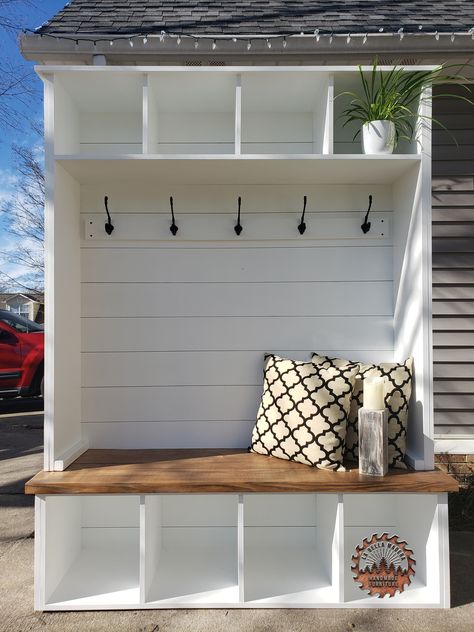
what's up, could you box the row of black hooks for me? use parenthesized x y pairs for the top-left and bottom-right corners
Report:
(103, 194), (374, 236)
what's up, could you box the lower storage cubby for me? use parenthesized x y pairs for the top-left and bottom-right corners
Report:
(143, 494), (239, 605)
(343, 493), (448, 607)
(41, 495), (140, 609)
(37, 491), (449, 609)
(243, 494), (340, 604)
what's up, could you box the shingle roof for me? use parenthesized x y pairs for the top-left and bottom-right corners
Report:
(36, 1), (474, 37)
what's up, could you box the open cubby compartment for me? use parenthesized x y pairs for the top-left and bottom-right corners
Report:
(243, 494), (340, 604)
(146, 72), (237, 154)
(333, 71), (423, 155)
(53, 71), (144, 155)
(39, 495), (140, 609)
(241, 71), (332, 154)
(142, 494), (239, 605)
(343, 493), (449, 607)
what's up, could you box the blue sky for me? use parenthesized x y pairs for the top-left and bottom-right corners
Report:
(0, 1), (66, 286)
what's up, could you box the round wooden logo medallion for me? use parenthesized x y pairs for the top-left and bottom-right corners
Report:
(352, 533), (416, 598)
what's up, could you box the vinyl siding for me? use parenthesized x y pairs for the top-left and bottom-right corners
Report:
(432, 85), (474, 437)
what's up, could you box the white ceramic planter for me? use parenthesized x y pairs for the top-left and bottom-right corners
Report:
(362, 120), (396, 155)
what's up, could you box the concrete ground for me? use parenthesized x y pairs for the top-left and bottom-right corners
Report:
(1, 403), (474, 632)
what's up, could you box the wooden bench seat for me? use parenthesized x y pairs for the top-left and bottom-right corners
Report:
(25, 449), (458, 494)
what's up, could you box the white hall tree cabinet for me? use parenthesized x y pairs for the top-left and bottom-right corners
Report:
(29, 65), (457, 610)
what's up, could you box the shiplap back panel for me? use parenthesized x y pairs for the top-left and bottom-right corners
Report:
(432, 86), (474, 438)
(80, 183), (394, 449)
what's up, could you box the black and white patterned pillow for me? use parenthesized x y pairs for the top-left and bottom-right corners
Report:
(250, 355), (358, 470)
(312, 354), (413, 469)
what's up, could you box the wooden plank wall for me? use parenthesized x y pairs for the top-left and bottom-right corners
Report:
(80, 183), (395, 449)
(432, 84), (474, 437)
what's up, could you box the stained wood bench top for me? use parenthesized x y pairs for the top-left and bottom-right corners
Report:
(25, 449), (458, 494)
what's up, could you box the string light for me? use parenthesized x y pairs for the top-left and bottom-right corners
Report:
(23, 25), (474, 50)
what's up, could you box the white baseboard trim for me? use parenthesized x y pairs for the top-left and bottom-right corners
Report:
(404, 452), (428, 470)
(434, 437), (474, 455)
(53, 438), (89, 471)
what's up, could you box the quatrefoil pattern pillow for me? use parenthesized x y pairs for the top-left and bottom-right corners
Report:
(251, 355), (358, 470)
(312, 354), (413, 469)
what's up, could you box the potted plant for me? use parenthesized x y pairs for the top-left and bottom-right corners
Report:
(338, 60), (471, 154)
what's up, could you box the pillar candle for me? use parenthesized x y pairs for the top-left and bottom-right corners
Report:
(363, 376), (386, 410)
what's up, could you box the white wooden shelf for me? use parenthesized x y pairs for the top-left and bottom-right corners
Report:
(56, 154), (421, 185)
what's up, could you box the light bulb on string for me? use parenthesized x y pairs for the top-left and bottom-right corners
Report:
(451, 33), (455, 42)
(143, 36), (148, 44)
(435, 31), (439, 41)
(314, 28), (320, 42)
(266, 38), (272, 48)
(247, 40), (252, 50)
(176, 35), (181, 45)
(398, 27), (404, 40)
(363, 33), (368, 44)
(232, 37), (237, 43)
(109, 39), (114, 46)
(329, 33), (333, 44)
(212, 39), (217, 50)
(282, 37), (287, 48)
(129, 38), (134, 47)
(346, 33), (351, 44)
(194, 39), (199, 48)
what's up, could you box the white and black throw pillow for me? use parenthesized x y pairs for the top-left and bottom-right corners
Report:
(312, 354), (413, 469)
(250, 355), (358, 470)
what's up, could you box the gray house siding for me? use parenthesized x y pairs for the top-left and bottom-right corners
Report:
(432, 84), (474, 437)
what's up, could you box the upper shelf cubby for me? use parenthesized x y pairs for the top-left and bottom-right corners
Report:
(54, 72), (143, 155)
(333, 72), (421, 155)
(146, 72), (237, 154)
(240, 71), (331, 155)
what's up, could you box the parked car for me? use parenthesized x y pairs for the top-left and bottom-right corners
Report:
(0, 309), (44, 398)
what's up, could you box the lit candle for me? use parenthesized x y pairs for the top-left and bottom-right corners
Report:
(363, 376), (386, 410)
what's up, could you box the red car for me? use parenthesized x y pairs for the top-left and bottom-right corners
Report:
(0, 309), (44, 398)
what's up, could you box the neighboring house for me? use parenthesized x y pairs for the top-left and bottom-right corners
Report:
(20, 1), (473, 460)
(0, 293), (44, 323)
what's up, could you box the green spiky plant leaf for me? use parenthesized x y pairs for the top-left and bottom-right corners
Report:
(337, 59), (473, 148)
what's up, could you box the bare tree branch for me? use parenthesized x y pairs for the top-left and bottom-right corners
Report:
(1, 129), (44, 292)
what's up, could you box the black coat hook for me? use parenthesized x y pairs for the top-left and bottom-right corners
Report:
(169, 196), (178, 236)
(361, 195), (373, 234)
(298, 195), (308, 235)
(104, 196), (114, 235)
(234, 196), (243, 235)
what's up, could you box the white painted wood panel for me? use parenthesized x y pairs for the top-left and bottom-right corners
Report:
(80, 183), (393, 214)
(83, 212), (390, 242)
(81, 316), (393, 353)
(81, 281), (392, 318)
(82, 385), (262, 423)
(81, 246), (393, 283)
(161, 495), (238, 527)
(81, 349), (394, 388)
(86, 420), (255, 449)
